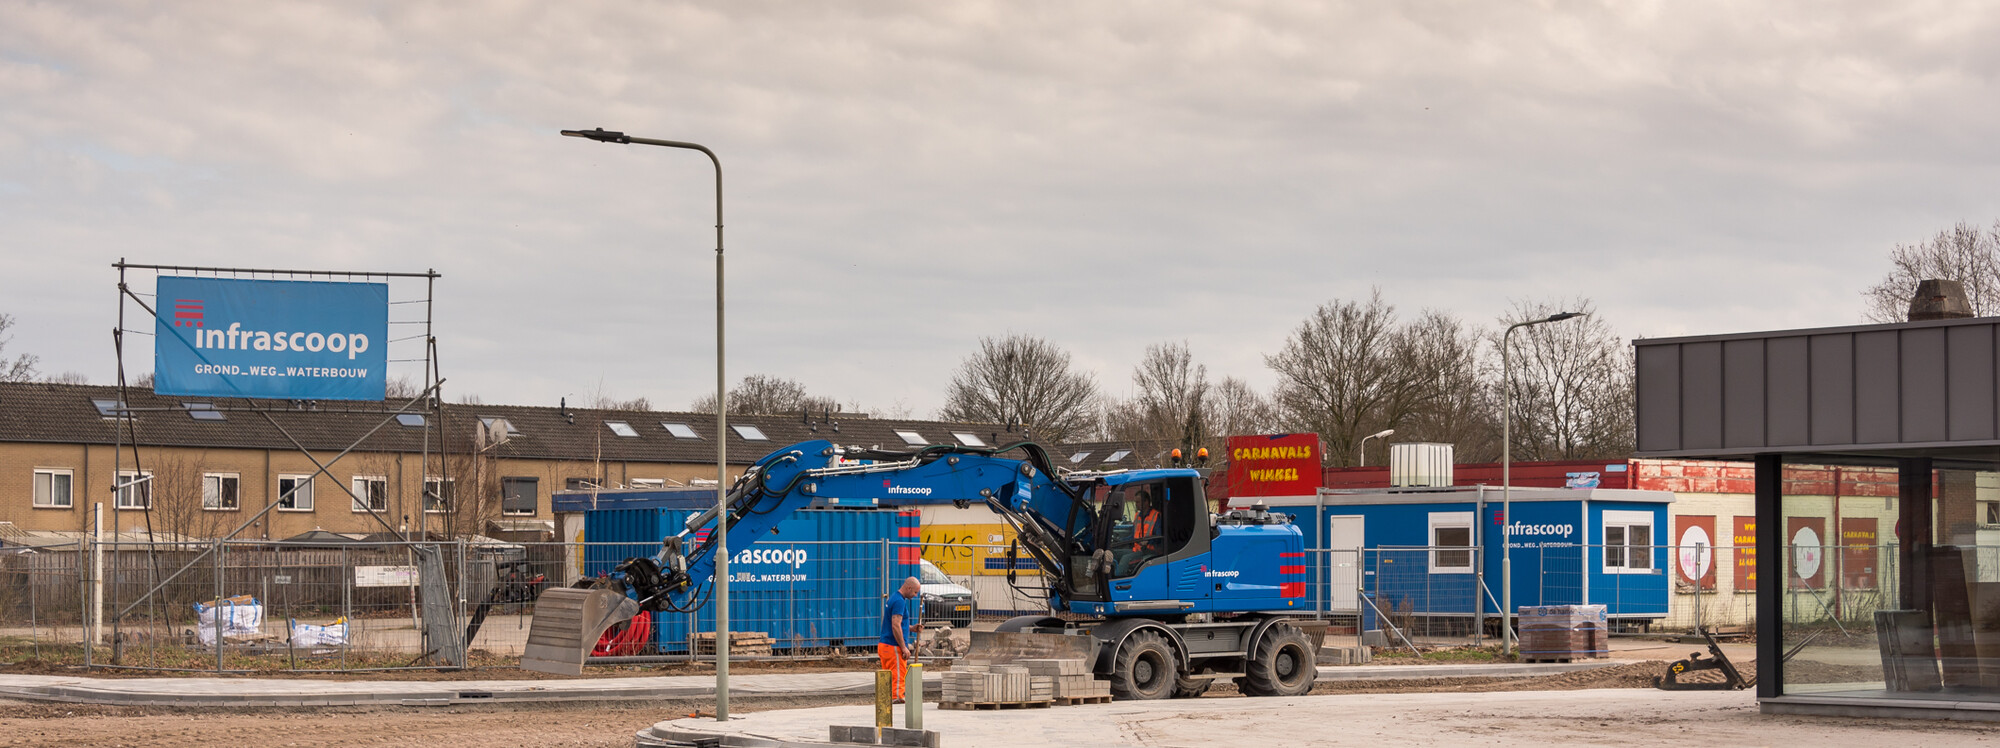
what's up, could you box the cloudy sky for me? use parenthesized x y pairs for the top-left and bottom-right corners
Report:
(5, 2), (1998, 416)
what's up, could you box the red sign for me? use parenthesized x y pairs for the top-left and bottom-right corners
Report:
(1226, 433), (1324, 499)
(1787, 516), (1827, 589)
(1733, 516), (1756, 592)
(1840, 517), (1878, 589)
(1673, 515), (1717, 590)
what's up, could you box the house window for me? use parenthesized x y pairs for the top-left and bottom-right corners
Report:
(115, 471), (152, 509)
(424, 477), (454, 513)
(628, 478), (666, 489)
(1105, 450), (1131, 464)
(953, 432), (986, 447)
(92, 399), (131, 419)
(184, 402), (227, 421)
(564, 477), (602, 491)
(33, 469), (73, 508)
(731, 425), (769, 441)
(277, 475), (314, 511)
(502, 477), (538, 516)
(202, 474), (240, 510)
(1429, 511), (1474, 573)
(606, 421), (639, 438)
(1604, 510), (1655, 573)
(895, 429), (928, 446)
(663, 423), (701, 439)
(1070, 452), (1091, 464)
(351, 476), (388, 513)
(396, 413), (426, 428)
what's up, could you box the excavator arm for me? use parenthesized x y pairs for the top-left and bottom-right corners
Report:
(521, 438), (1101, 674)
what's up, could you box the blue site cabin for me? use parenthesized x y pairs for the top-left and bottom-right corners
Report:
(1254, 485), (1675, 625)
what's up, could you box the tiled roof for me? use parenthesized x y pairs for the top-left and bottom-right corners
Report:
(0, 382), (1024, 465)
(1041, 438), (1188, 472)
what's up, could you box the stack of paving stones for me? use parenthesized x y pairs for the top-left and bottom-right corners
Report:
(943, 659), (1110, 708)
(1021, 658), (1111, 703)
(1517, 604), (1608, 662)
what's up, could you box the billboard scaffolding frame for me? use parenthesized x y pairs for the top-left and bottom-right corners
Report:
(99, 259), (456, 670)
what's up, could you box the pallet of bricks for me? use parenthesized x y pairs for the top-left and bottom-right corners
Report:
(941, 658), (1111, 709)
(1517, 604), (1607, 663)
(693, 631), (774, 657)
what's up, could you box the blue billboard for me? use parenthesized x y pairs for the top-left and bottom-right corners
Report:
(153, 277), (388, 401)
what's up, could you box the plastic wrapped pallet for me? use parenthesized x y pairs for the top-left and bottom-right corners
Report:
(1517, 604), (1608, 660)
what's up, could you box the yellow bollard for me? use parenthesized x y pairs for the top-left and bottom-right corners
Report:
(875, 669), (893, 728)
(905, 662), (924, 730)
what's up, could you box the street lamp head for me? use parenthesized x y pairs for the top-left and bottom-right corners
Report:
(560, 127), (631, 144)
(1544, 312), (1585, 323)
(1368, 429), (1395, 439)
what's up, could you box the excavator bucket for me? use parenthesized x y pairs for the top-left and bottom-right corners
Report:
(963, 629), (1100, 667)
(520, 586), (641, 676)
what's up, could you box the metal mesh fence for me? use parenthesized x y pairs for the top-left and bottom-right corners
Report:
(0, 537), (1923, 670)
(0, 543), (87, 663)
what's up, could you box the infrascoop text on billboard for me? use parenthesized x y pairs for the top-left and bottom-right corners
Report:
(153, 276), (389, 401)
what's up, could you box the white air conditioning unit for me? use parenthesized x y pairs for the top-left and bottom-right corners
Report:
(1390, 443), (1454, 487)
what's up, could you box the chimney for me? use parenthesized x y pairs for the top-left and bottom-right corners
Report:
(1909, 279), (1974, 321)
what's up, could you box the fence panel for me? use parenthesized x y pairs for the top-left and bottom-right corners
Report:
(0, 543), (86, 665)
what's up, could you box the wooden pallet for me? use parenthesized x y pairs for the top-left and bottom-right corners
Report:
(939, 700), (1053, 711)
(1055, 695), (1112, 705)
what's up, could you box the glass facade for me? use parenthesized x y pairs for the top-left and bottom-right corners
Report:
(1775, 458), (2000, 702)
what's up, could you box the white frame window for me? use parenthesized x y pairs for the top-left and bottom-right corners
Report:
(33, 468), (73, 508)
(202, 473), (241, 511)
(115, 471), (152, 509)
(628, 478), (666, 489)
(894, 429), (928, 446)
(277, 474), (315, 512)
(1603, 510), (1655, 574)
(351, 475), (388, 513)
(605, 420), (639, 438)
(953, 432), (986, 447)
(424, 477), (454, 513)
(731, 424), (769, 441)
(662, 422), (701, 439)
(1428, 511), (1475, 574)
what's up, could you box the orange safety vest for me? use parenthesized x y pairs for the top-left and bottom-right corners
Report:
(1132, 509), (1159, 552)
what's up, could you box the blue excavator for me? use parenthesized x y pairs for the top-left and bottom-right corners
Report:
(522, 438), (1320, 699)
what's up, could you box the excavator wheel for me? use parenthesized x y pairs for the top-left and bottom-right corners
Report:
(1172, 674), (1212, 698)
(1110, 630), (1177, 700)
(1238, 622), (1315, 697)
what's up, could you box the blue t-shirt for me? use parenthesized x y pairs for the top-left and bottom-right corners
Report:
(879, 593), (915, 646)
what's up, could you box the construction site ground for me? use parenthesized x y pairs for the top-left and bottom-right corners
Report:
(5, 633), (1984, 746)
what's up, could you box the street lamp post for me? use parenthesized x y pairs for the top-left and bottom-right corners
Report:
(1358, 429), (1395, 467)
(1499, 311), (1584, 658)
(561, 128), (731, 720)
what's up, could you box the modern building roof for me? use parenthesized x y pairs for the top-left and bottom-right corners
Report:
(0, 382), (1024, 465)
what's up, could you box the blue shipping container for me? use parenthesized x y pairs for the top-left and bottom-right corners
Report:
(583, 507), (920, 651)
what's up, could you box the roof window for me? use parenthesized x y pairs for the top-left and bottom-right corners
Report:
(183, 402), (226, 421)
(606, 421), (640, 438)
(732, 425), (769, 441)
(894, 429), (928, 446)
(1105, 450), (1130, 463)
(663, 422), (701, 439)
(396, 413), (426, 427)
(953, 432), (987, 447)
(92, 399), (130, 419)
(478, 416), (521, 436)
(1069, 451), (1091, 464)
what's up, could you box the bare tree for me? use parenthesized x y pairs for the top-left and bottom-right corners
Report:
(940, 334), (1100, 442)
(691, 374), (836, 415)
(0, 313), (40, 383)
(1499, 298), (1634, 461)
(384, 376), (422, 400)
(1106, 341), (1211, 447)
(1210, 376), (1279, 438)
(583, 378), (651, 410)
(142, 453), (231, 541)
(44, 370), (88, 385)
(1389, 310), (1499, 462)
(1863, 220), (2000, 322)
